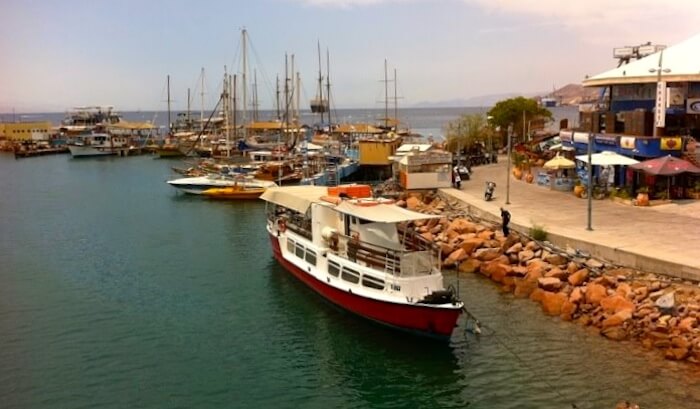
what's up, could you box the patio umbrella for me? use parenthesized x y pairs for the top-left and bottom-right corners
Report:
(543, 155), (575, 170)
(549, 143), (574, 151)
(575, 150), (639, 166)
(629, 154), (700, 176)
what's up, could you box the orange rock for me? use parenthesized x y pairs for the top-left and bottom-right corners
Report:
(560, 300), (578, 321)
(406, 196), (422, 210)
(420, 232), (434, 242)
(443, 248), (467, 266)
(671, 336), (691, 349)
(530, 288), (546, 303)
(460, 238), (484, 255)
(601, 326), (628, 340)
(525, 269), (543, 283)
(616, 282), (632, 298)
(458, 259), (481, 274)
(600, 294), (636, 314)
(678, 317), (697, 333)
(665, 347), (689, 361)
(602, 310), (632, 329)
(568, 268), (589, 286)
(514, 279), (537, 298)
(569, 287), (583, 304)
(482, 262), (512, 283)
(585, 283), (608, 306)
(545, 254), (568, 266)
(541, 291), (567, 315)
(538, 277), (563, 292)
(440, 243), (455, 258)
(544, 267), (567, 280)
(448, 218), (477, 234)
(477, 230), (494, 240)
(527, 260), (547, 276)
(473, 247), (503, 261)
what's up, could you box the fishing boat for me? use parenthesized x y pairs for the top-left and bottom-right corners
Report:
(166, 174), (276, 195)
(260, 185), (463, 338)
(67, 132), (132, 157)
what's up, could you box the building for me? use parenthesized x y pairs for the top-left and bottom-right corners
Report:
(0, 121), (52, 141)
(392, 144), (452, 190)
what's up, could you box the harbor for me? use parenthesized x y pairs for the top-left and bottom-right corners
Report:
(1, 153), (699, 409)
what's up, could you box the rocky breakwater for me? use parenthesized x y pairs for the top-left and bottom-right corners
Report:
(397, 192), (700, 365)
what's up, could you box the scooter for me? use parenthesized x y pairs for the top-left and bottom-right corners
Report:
(484, 181), (496, 201)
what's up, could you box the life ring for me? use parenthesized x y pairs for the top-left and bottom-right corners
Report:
(277, 219), (287, 232)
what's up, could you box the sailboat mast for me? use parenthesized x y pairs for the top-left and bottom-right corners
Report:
(317, 41), (324, 124)
(326, 48), (331, 126)
(296, 71), (301, 138)
(253, 69), (258, 122)
(167, 74), (171, 135)
(200, 67), (205, 131)
(394, 68), (398, 128)
(223, 66), (230, 158)
(384, 59), (389, 130)
(187, 87), (191, 126)
(242, 28), (248, 137)
(275, 75), (281, 120)
(232, 74), (237, 141)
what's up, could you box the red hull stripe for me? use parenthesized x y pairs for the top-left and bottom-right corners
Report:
(269, 233), (461, 337)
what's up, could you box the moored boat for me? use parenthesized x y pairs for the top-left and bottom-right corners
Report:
(67, 132), (131, 157)
(166, 174), (277, 195)
(201, 184), (267, 200)
(260, 185), (463, 338)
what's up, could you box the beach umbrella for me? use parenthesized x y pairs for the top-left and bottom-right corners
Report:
(543, 155), (575, 170)
(629, 154), (700, 176)
(575, 151), (639, 166)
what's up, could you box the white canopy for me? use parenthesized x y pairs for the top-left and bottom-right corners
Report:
(335, 201), (441, 223)
(583, 33), (700, 87)
(575, 151), (639, 166)
(260, 186), (327, 213)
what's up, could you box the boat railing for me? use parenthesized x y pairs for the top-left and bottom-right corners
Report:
(334, 233), (437, 277)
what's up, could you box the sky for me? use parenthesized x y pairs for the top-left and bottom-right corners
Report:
(1, 0), (699, 113)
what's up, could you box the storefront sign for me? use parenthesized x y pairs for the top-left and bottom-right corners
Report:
(660, 137), (682, 150)
(655, 81), (666, 127)
(573, 132), (590, 144)
(594, 135), (618, 146)
(687, 98), (700, 114)
(620, 136), (636, 150)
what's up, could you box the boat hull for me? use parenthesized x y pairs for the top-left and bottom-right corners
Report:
(68, 145), (129, 157)
(268, 233), (461, 338)
(202, 187), (265, 200)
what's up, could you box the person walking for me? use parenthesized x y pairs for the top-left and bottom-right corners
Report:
(500, 207), (511, 237)
(454, 171), (461, 189)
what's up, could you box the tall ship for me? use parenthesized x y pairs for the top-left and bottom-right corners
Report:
(59, 106), (123, 136)
(260, 185), (463, 337)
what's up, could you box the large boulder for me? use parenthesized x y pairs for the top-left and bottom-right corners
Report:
(460, 238), (485, 255)
(518, 249), (535, 263)
(567, 268), (589, 286)
(482, 262), (512, 283)
(448, 218), (477, 234)
(544, 267), (567, 280)
(458, 259), (481, 274)
(514, 279), (538, 298)
(560, 300), (578, 321)
(443, 248), (467, 266)
(541, 291), (568, 315)
(585, 283), (608, 306)
(600, 294), (636, 314)
(538, 277), (563, 292)
(473, 247), (503, 261)
(506, 242), (523, 254)
(601, 326), (628, 341)
(569, 287), (584, 304)
(545, 253), (568, 266)
(406, 196), (422, 210)
(602, 310), (633, 329)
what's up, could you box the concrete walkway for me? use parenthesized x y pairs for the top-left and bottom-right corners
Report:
(440, 156), (700, 281)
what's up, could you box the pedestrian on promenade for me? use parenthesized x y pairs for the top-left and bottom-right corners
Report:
(500, 207), (511, 237)
(454, 171), (461, 189)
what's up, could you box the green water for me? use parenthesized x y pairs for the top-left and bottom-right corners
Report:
(1, 154), (698, 409)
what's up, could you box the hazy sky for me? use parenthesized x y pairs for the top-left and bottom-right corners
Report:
(1, 0), (699, 112)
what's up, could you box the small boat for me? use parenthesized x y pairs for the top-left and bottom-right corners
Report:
(260, 185), (463, 338)
(201, 183), (267, 200)
(166, 174), (277, 195)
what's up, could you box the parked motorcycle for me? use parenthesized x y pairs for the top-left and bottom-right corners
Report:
(484, 181), (496, 201)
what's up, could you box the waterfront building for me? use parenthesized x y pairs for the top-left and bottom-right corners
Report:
(0, 121), (52, 141)
(563, 33), (700, 198)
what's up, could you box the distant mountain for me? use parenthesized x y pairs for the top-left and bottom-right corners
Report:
(413, 91), (541, 108)
(413, 83), (600, 108)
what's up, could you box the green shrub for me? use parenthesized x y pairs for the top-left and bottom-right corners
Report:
(530, 223), (548, 241)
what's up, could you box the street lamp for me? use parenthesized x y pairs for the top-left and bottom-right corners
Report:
(506, 124), (513, 205)
(586, 132), (593, 231)
(649, 50), (671, 137)
(486, 115), (494, 163)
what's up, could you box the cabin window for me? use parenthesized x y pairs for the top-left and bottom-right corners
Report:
(287, 238), (295, 253)
(328, 261), (340, 277)
(295, 243), (305, 258)
(305, 249), (317, 266)
(362, 275), (385, 290)
(341, 268), (360, 284)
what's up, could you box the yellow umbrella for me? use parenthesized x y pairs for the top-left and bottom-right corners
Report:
(543, 155), (575, 170)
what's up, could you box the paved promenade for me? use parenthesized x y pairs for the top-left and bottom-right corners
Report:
(440, 156), (700, 281)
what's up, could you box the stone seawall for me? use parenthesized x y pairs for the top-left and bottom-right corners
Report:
(398, 191), (700, 366)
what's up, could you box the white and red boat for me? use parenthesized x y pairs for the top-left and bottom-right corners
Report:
(260, 185), (463, 338)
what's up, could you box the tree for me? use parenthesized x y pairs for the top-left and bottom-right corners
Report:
(444, 113), (489, 154)
(487, 96), (553, 145)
